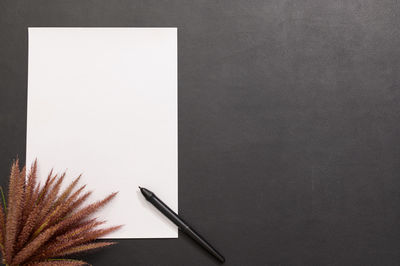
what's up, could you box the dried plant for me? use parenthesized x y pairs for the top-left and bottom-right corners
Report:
(0, 159), (121, 265)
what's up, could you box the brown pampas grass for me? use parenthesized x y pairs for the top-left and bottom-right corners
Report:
(0, 159), (121, 265)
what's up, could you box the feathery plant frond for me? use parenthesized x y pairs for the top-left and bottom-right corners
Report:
(0, 159), (120, 266)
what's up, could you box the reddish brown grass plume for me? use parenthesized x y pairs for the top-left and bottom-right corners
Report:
(0, 159), (121, 265)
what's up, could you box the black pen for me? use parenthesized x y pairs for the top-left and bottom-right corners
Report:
(139, 186), (225, 263)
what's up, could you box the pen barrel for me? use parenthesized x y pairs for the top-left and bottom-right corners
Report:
(182, 226), (225, 263)
(148, 195), (187, 228)
(141, 188), (225, 263)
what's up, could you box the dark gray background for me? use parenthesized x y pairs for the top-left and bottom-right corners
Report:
(1, 0), (400, 265)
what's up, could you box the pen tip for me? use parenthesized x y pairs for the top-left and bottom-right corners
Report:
(138, 186), (142, 189)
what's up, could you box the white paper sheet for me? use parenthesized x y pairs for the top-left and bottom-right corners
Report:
(26, 28), (178, 238)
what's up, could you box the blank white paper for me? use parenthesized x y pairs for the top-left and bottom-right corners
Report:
(26, 28), (178, 238)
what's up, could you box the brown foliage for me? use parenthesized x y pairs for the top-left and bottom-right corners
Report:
(0, 160), (120, 265)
